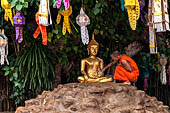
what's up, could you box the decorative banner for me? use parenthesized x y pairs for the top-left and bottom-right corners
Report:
(76, 8), (90, 45)
(33, 11), (47, 45)
(124, 0), (140, 30)
(56, 0), (70, 10)
(159, 54), (167, 85)
(149, 26), (157, 54)
(148, 0), (156, 54)
(57, 6), (72, 35)
(39, 0), (52, 26)
(0, 29), (9, 65)
(138, 0), (147, 24)
(1, 0), (14, 26)
(151, 0), (169, 32)
(13, 11), (25, 43)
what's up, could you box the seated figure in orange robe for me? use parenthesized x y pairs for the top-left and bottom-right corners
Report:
(102, 51), (139, 84)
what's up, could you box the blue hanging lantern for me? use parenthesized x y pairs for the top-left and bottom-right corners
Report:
(13, 11), (25, 43)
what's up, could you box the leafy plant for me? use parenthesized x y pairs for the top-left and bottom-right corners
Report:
(2, 55), (25, 105)
(10, 0), (28, 11)
(15, 41), (55, 93)
(2, 41), (55, 105)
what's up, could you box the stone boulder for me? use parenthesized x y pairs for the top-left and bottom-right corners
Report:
(15, 83), (169, 113)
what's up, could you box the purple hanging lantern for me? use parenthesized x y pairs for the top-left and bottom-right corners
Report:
(138, 0), (145, 9)
(13, 11), (25, 43)
(138, 0), (147, 24)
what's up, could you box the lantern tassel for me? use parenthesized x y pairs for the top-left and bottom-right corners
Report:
(33, 12), (47, 45)
(1, 0), (14, 26)
(81, 26), (89, 45)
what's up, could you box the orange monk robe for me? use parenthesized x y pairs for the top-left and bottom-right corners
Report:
(114, 56), (139, 82)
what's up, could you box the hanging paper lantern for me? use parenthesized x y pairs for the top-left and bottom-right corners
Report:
(39, 0), (52, 26)
(138, 0), (147, 24)
(55, 0), (70, 10)
(149, 26), (157, 54)
(148, 0), (157, 54)
(33, 0), (52, 45)
(76, 8), (90, 45)
(149, 0), (169, 32)
(57, 6), (72, 35)
(13, 11), (25, 43)
(124, 0), (140, 30)
(159, 54), (167, 85)
(1, 0), (14, 26)
(148, 0), (169, 54)
(0, 29), (9, 65)
(153, 0), (169, 32)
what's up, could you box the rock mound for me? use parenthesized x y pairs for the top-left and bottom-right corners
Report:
(15, 83), (169, 113)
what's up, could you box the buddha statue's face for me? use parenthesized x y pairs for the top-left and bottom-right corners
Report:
(88, 45), (98, 56)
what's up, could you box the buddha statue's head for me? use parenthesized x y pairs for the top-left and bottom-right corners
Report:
(87, 34), (99, 56)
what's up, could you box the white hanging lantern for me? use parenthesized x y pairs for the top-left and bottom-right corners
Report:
(0, 29), (9, 65)
(160, 54), (167, 85)
(39, 0), (52, 26)
(76, 7), (90, 45)
(152, 0), (169, 32)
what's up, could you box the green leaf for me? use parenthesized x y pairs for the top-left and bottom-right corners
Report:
(23, 2), (28, 8)
(14, 81), (19, 87)
(93, 8), (100, 15)
(10, 0), (17, 8)
(9, 76), (13, 81)
(100, 30), (104, 35)
(84, 0), (89, 4)
(13, 72), (18, 79)
(94, 29), (99, 34)
(95, 3), (101, 8)
(52, 29), (59, 35)
(16, 4), (23, 11)
(48, 32), (53, 41)
(66, 47), (71, 52)
(30, 0), (34, 6)
(73, 46), (78, 54)
(3, 66), (9, 71)
(19, 0), (24, 3)
(103, 2), (108, 7)
(10, 67), (15, 71)
(5, 71), (10, 76)
(53, 0), (57, 7)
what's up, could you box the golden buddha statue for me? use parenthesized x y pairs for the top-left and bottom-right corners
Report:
(78, 34), (113, 83)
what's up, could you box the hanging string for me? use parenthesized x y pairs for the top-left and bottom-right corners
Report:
(82, 0), (84, 11)
(69, 18), (79, 33)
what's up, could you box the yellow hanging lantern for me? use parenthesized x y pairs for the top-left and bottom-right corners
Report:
(124, 0), (140, 30)
(1, 0), (14, 26)
(56, 6), (72, 35)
